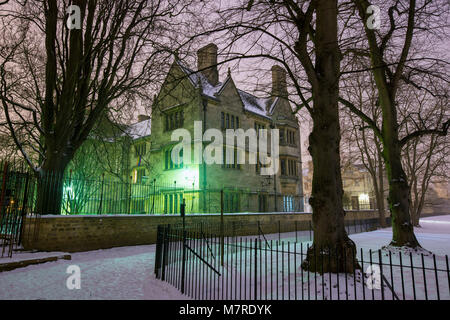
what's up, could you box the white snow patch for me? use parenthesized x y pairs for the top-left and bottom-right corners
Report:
(0, 250), (69, 264)
(420, 220), (450, 225)
(124, 119), (151, 140)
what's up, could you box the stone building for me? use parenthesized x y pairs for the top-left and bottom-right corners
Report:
(147, 43), (304, 213)
(65, 43), (304, 215)
(63, 115), (152, 215)
(303, 160), (376, 212)
(341, 164), (376, 210)
(421, 181), (450, 217)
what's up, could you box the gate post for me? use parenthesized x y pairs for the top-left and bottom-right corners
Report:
(161, 224), (170, 281)
(18, 171), (31, 246)
(254, 238), (258, 300)
(220, 190), (224, 266)
(181, 199), (186, 294)
(155, 225), (162, 277)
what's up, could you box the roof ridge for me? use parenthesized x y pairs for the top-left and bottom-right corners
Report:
(176, 60), (272, 119)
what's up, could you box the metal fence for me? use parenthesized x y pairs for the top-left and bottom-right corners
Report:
(0, 164), (305, 215)
(60, 177), (304, 215)
(154, 221), (450, 300)
(0, 162), (40, 258)
(165, 217), (387, 244)
(60, 174), (307, 215)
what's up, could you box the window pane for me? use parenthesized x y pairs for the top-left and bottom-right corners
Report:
(165, 150), (168, 169)
(164, 195), (168, 214)
(180, 149), (183, 168)
(174, 194), (178, 214)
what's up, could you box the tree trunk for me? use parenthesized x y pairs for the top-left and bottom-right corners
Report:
(302, 0), (357, 273)
(354, 0), (421, 248)
(412, 199), (424, 227)
(377, 154), (386, 227)
(376, 192), (386, 227)
(36, 154), (71, 215)
(372, 171), (386, 228)
(412, 209), (420, 227)
(383, 139), (420, 247)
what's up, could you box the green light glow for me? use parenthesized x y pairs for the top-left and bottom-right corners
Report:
(64, 185), (73, 199)
(182, 167), (198, 187)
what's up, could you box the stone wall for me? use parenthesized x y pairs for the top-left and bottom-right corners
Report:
(22, 210), (381, 253)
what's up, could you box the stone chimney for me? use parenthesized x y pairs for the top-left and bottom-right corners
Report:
(197, 43), (219, 86)
(138, 114), (150, 122)
(271, 65), (288, 98)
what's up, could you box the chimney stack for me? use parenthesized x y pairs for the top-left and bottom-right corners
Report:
(197, 43), (219, 86)
(271, 65), (287, 98)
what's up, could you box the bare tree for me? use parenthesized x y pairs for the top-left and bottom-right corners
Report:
(201, 0), (358, 272)
(340, 73), (387, 227)
(340, 0), (450, 248)
(399, 83), (449, 226)
(0, 0), (190, 214)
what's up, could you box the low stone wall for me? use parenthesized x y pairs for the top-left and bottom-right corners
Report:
(22, 210), (381, 253)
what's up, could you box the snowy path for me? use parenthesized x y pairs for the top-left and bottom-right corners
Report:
(0, 245), (187, 300)
(0, 214), (449, 300)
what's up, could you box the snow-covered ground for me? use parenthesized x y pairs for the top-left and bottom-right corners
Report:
(0, 245), (187, 300)
(0, 214), (449, 300)
(352, 214), (450, 256)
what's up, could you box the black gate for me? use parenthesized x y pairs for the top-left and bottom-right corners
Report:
(0, 162), (40, 258)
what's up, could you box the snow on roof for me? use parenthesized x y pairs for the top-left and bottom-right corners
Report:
(176, 60), (224, 98)
(176, 59), (279, 119)
(124, 119), (151, 140)
(238, 89), (272, 119)
(267, 97), (279, 115)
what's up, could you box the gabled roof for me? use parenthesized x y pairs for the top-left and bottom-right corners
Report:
(237, 89), (272, 119)
(123, 119), (151, 140)
(267, 97), (280, 115)
(176, 60), (225, 98)
(88, 114), (128, 142)
(176, 60), (278, 120)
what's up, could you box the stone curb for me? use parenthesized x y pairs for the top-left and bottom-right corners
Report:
(0, 254), (72, 272)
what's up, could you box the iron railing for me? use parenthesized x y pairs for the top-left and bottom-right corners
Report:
(1, 165), (308, 215)
(0, 162), (40, 258)
(154, 221), (450, 300)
